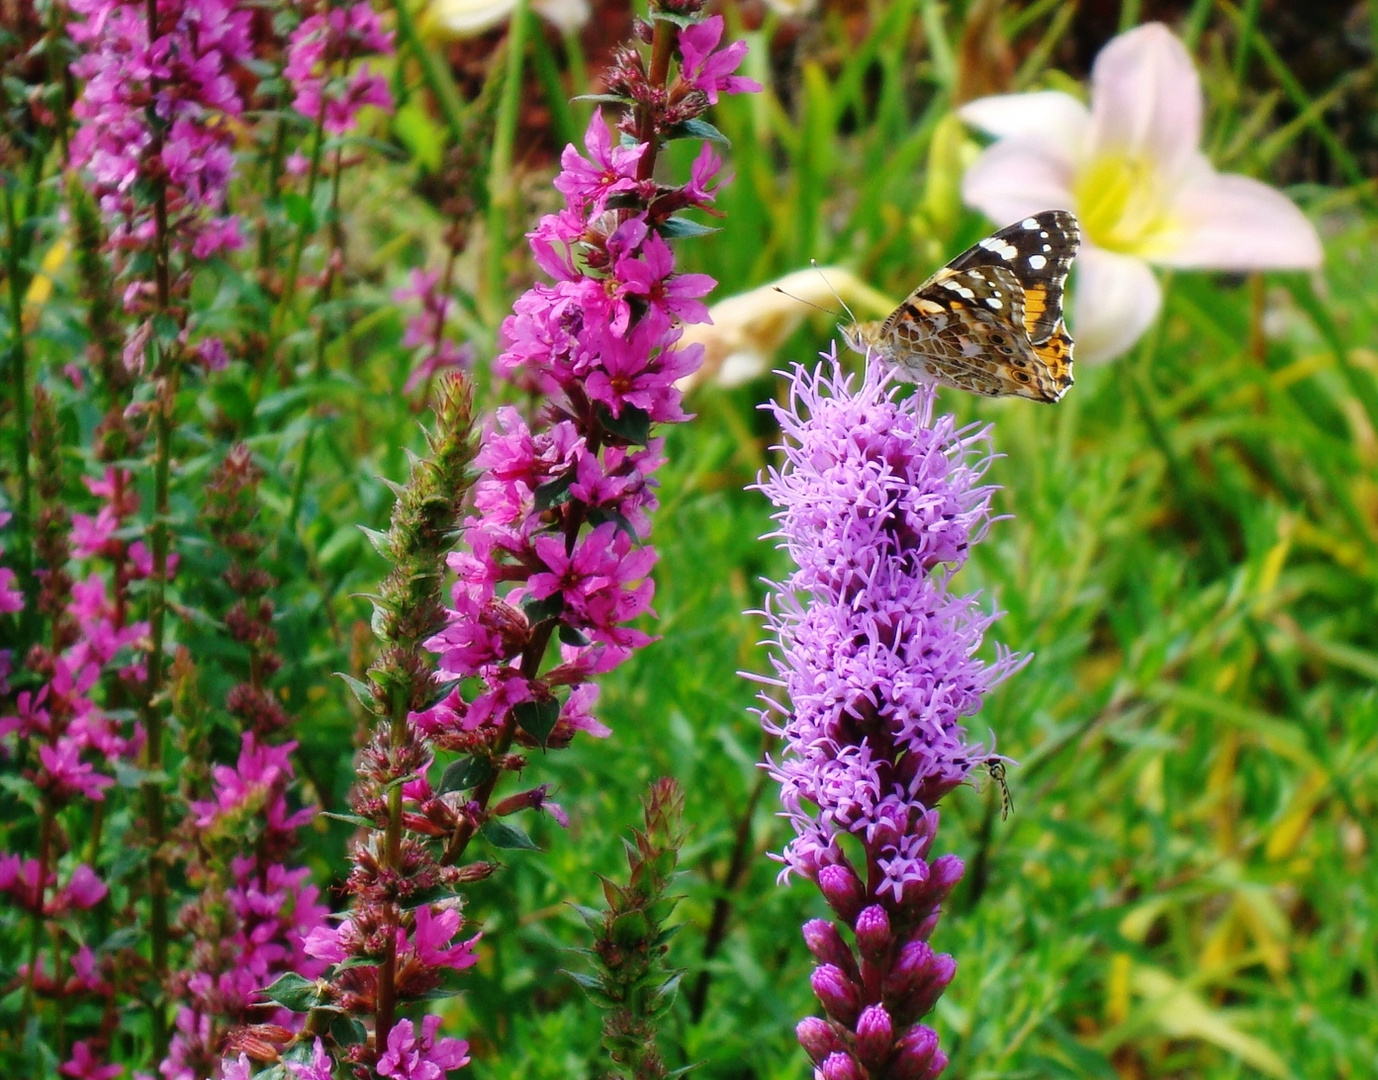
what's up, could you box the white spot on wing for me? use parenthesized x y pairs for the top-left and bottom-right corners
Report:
(1021, 218), (1039, 229)
(940, 280), (976, 299)
(1026, 254), (1047, 270)
(979, 237), (1018, 260)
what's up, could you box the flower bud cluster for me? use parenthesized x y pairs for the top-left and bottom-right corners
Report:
(418, 11), (759, 775)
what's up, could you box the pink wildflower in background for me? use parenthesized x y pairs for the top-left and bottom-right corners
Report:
(68, 0), (254, 265)
(395, 269), (473, 398)
(959, 22), (1322, 362)
(285, 1), (394, 133)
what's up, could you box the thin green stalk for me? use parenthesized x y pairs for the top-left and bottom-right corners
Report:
(687, 764), (771, 1021)
(1117, 0), (1142, 32)
(3, 187), (33, 606)
(140, 0), (176, 1054)
(1123, 280), (1232, 577)
(257, 116), (289, 275)
(530, 22), (577, 150)
(1222, 0), (1374, 202)
(1180, 0), (1214, 49)
(1243, 617), (1376, 856)
(286, 145), (346, 534)
(483, 0), (530, 322)
(141, 357), (180, 1060)
(392, 0), (468, 143)
(1283, 275), (1378, 439)
(561, 28), (590, 132)
(269, 92), (331, 353)
(1231, 0), (1263, 84)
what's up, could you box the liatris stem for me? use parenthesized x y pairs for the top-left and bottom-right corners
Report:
(756, 351), (1026, 1078)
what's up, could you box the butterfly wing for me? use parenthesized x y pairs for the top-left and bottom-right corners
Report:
(942, 209), (1079, 346)
(861, 210), (1078, 402)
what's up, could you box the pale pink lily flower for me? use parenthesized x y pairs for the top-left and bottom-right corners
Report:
(959, 22), (1322, 363)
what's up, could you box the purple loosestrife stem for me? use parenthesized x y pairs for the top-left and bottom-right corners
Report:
(755, 351), (1026, 1080)
(271, 0), (393, 349)
(431, 3), (759, 869)
(67, 0), (257, 1049)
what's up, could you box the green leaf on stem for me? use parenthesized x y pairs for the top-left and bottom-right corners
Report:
(438, 756), (495, 794)
(481, 820), (541, 851)
(262, 972), (324, 1012)
(515, 697), (560, 747)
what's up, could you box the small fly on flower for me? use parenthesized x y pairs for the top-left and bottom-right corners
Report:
(985, 758), (1013, 821)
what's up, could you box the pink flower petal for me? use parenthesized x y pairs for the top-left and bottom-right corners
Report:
(960, 139), (1076, 226)
(1072, 245), (1162, 364)
(958, 90), (1090, 164)
(1087, 23), (1202, 189)
(1157, 169), (1322, 270)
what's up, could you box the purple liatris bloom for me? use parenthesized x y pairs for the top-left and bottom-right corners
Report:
(755, 349), (1027, 1079)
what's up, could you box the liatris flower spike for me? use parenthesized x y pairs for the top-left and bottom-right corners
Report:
(756, 349), (1027, 1079)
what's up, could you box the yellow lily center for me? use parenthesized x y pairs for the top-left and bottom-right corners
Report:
(1073, 152), (1176, 255)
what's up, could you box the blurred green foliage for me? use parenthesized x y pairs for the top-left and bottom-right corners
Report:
(4, 0), (1377, 1076)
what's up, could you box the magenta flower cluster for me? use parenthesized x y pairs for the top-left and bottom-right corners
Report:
(756, 352), (1025, 1079)
(68, 0), (253, 269)
(1, 470), (148, 802)
(419, 68), (753, 748)
(163, 735), (330, 1080)
(285, 0), (394, 134)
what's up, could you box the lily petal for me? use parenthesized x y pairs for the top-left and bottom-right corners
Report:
(958, 91), (1091, 165)
(1156, 169), (1322, 269)
(1087, 23), (1202, 190)
(1072, 245), (1162, 364)
(961, 139), (1077, 225)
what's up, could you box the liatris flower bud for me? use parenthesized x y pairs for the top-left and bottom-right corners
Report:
(796, 1017), (849, 1065)
(854, 905), (892, 963)
(818, 1050), (865, 1080)
(755, 350), (1028, 1076)
(810, 964), (862, 1028)
(817, 862), (866, 923)
(890, 1024), (946, 1080)
(802, 919), (861, 983)
(854, 1004), (895, 1070)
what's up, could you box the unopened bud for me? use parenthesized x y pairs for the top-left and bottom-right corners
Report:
(810, 963), (861, 1028)
(854, 905), (892, 962)
(854, 1004), (894, 1070)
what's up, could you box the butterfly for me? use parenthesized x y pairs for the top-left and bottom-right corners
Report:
(841, 210), (1079, 402)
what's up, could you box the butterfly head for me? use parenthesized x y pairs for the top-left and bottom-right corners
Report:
(840, 320), (883, 357)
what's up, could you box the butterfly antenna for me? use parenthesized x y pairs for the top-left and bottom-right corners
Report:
(771, 285), (841, 319)
(810, 259), (859, 326)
